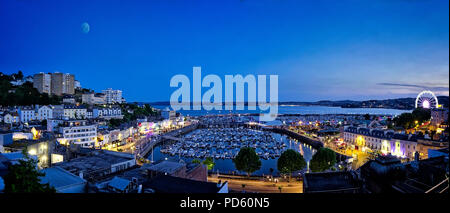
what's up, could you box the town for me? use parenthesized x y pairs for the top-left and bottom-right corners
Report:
(0, 70), (448, 194)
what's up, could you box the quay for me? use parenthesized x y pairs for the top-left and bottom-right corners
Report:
(135, 123), (199, 158)
(267, 126), (323, 150)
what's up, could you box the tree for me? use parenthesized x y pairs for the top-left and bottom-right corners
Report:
(411, 108), (431, 123)
(233, 147), (261, 177)
(192, 159), (201, 164)
(202, 157), (215, 170)
(108, 118), (124, 128)
(309, 147), (337, 172)
(393, 108), (431, 129)
(3, 150), (56, 193)
(277, 149), (306, 181)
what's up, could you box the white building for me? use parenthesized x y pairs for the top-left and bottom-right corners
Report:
(3, 113), (20, 124)
(74, 80), (81, 89)
(63, 105), (87, 119)
(37, 105), (53, 121)
(93, 106), (123, 119)
(342, 126), (420, 160)
(62, 95), (76, 104)
(18, 106), (37, 123)
(162, 108), (176, 120)
(102, 88), (123, 104)
(82, 93), (106, 105)
(57, 120), (97, 148)
(50, 105), (64, 119)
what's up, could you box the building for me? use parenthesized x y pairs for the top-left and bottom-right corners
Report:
(102, 88), (123, 104)
(51, 72), (75, 95)
(33, 73), (51, 95)
(144, 160), (208, 182)
(0, 132), (13, 152)
(54, 150), (136, 182)
(50, 105), (64, 119)
(62, 95), (76, 104)
(358, 155), (406, 193)
(40, 166), (87, 193)
(2, 113), (19, 124)
(303, 171), (361, 193)
(342, 126), (422, 160)
(74, 80), (81, 89)
(431, 108), (449, 126)
(359, 154), (449, 193)
(18, 106), (37, 123)
(37, 105), (53, 121)
(2, 133), (56, 168)
(82, 93), (106, 105)
(142, 175), (228, 193)
(56, 120), (97, 148)
(106, 176), (138, 193)
(162, 108), (176, 120)
(63, 105), (87, 119)
(93, 106), (123, 119)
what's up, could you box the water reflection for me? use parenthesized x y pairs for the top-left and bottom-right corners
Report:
(147, 131), (315, 176)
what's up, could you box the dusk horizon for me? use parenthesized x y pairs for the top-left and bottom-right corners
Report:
(1, 0), (448, 103)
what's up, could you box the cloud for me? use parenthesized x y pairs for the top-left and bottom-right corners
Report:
(377, 83), (449, 92)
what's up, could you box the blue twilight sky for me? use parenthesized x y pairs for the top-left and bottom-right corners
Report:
(0, 0), (448, 102)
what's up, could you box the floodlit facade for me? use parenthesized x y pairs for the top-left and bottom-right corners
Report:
(103, 88), (123, 104)
(57, 120), (97, 148)
(343, 126), (419, 160)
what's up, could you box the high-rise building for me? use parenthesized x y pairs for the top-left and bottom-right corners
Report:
(50, 72), (75, 96)
(33, 73), (51, 95)
(63, 73), (75, 94)
(102, 88), (123, 104)
(50, 72), (63, 96)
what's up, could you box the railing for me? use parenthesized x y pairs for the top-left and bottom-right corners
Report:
(425, 177), (449, 193)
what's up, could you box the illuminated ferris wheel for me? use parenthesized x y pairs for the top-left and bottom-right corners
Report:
(415, 90), (438, 109)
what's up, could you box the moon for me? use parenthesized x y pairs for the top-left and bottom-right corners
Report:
(81, 22), (90, 34)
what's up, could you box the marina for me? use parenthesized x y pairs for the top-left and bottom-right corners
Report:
(151, 126), (316, 176)
(160, 127), (289, 160)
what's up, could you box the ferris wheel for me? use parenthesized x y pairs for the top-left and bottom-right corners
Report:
(415, 90), (438, 109)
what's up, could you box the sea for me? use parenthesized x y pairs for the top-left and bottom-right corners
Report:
(151, 104), (411, 117)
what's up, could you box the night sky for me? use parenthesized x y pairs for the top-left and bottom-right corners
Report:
(1, 0), (448, 102)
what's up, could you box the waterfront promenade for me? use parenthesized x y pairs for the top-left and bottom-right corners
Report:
(208, 174), (303, 193)
(135, 122), (199, 157)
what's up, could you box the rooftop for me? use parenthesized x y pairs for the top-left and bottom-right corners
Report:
(40, 166), (86, 191)
(303, 171), (360, 193)
(108, 176), (131, 191)
(54, 150), (134, 175)
(143, 175), (222, 193)
(145, 161), (185, 175)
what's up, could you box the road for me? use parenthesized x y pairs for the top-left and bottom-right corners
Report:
(208, 175), (303, 193)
